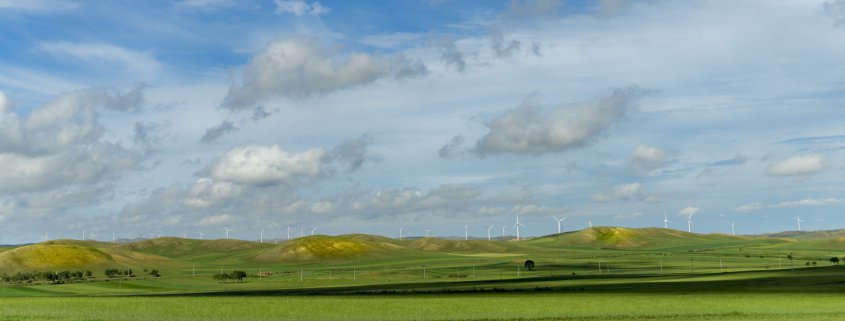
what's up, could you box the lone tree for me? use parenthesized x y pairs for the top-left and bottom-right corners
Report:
(232, 271), (247, 283)
(830, 257), (840, 266)
(524, 260), (535, 271)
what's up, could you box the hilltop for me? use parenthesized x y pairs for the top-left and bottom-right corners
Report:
(252, 234), (405, 262)
(0, 240), (181, 272)
(526, 226), (781, 250)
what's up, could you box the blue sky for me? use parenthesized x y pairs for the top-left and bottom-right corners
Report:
(1, 0), (845, 243)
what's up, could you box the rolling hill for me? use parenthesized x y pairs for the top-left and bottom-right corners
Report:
(252, 234), (406, 262)
(526, 226), (785, 250)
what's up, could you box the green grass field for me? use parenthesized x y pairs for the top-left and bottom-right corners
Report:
(1, 227), (844, 320)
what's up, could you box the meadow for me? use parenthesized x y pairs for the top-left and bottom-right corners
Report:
(1, 227), (844, 320)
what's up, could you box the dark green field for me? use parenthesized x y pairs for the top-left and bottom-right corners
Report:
(2, 227), (844, 320)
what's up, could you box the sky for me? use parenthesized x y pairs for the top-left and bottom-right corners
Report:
(1, 0), (845, 244)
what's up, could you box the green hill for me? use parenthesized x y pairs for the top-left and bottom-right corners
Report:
(253, 235), (405, 262)
(405, 238), (512, 253)
(0, 242), (114, 270)
(116, 237), (273, 259)
(527, 227), (779, 250)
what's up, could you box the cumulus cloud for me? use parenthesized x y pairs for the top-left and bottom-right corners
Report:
(208, 144), (327, 186)
(329, 135), (382, 172)
(200, 120), (238, 144)
(274, 0), (329, 16)
(183, 178), (242, 208)
(0, 88), (143, 194)
(223, 38), (427, 109)
(476, 86), (645, 155)
(629, 144), (666, 172)
(766, 154), (827, 177)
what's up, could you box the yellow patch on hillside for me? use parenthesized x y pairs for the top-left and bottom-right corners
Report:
(0, 244), (113, 269)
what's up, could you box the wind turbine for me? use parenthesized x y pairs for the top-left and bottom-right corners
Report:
(42, 232), (49, 242)
(687, 211), (695, 233)
(89, 231), (96, 240)
(552, 216), (567, 234)
(287, 226), (292, 240)
(310, 227), (317, 235)
(425, 229), (430, 238)
(183, 232), (188, 238)
(487, 225), (494, 241)
(299, 227), (304, 238)
(82, 230), (86, 241)
(224, 227), (232, 239)
(514, 216), (526, 240)
(796, 215), (803, 232)
(731, 222), (735, 236)
(199, 231), (204, 240)
(259, 229), (264, 243)
(399, 227), (404, 240)
(587, 221), (592, 228)
(464, 225), (468, 241)
(502, 225), (507, 239)
(663, 214), (671, 229)
(112, 231), (116, 243)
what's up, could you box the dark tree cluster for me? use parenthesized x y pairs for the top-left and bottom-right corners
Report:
(213, 270), (247, 283)
(104, 268), (135, 278)
(0, 270), (92, 284)
(830, 257), (841, 266)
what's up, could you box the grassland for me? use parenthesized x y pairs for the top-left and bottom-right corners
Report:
(1, 227), (844, 320)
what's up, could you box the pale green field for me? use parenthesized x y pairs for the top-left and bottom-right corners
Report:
(0, 293), (843, 321)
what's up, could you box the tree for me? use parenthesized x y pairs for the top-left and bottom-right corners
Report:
(830, 257), (840, 266)
(212, 273), (230, 283)
(232, 271), (247, 282)
(524, 260), (535, 271)
(149, 269), (160, 277)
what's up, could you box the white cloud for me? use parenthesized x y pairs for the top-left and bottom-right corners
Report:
(766, 154), (827, 176)
(476, 86), (645, 155)
(0, 88), (142, 194)
(223, 38), (427, 109)
(592, 183), (650, 202)
(37, 42), (160, 78)
(678, 206), (699, 217)
(208, 144), (327, 186)
(630, 144), (666, 172)
(183, 178), (243, 208)
(731, 202), (763, 213)
(198, 213), (232, 226)
(274, 0), (329, 16)
(769, 198), (845, 209)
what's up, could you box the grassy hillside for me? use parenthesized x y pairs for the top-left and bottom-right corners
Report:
(527, 227), (781, 250)
(0, 242), (114, 270)
(405, 238), (513, 253)
(252, 234), (405, 262)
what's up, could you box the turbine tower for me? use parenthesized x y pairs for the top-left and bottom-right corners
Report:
(287, 226), (293, 240)
(464, 225), (468, 241)
(552, 216), (567, 234)
(796, 215), (803, 232)
(687, 211), (696, 233)
(425, 229), (430, 238)
(82, 229), (85, 241)
(587, 221), (592, 228)
(514, 216), (526, 240)
(259, 228), (264, 243)
(663, 214), (670, 229)
(502, 225), (506, 239)
(199, 231), (204, 240)
(310, 227), (317, 235)
(224, 227), (232, 239)
(42, 232), (49, 242)
(487, 225), (494, 241)
(731, 222), (735, 236)
(399, 226), (404, 240)
(112, 231), (116, 243)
